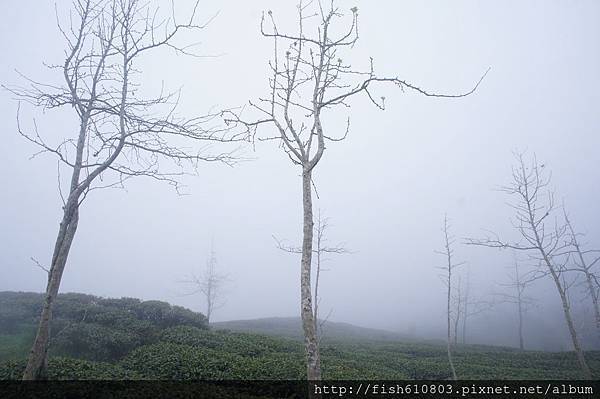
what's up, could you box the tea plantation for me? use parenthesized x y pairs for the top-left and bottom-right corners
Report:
(1, 292), (598, 380)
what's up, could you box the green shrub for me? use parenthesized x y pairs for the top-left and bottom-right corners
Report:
(161, 326), (301, 357)
(121, 342), (243, 379)
(51, 322), (141, 361)
(121, 341), (305, 380)
(133, 301), (208, 329)
(0, 357), (138, 380)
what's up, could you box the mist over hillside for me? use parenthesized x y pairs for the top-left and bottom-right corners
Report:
(2, 291), (598, 381)
(1, 0), (599, 383)
(213, 317), (417, 343)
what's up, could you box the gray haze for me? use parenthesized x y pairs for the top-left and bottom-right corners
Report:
(1, 0), (599, 350)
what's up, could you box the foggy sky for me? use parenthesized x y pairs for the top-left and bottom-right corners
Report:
(1, 0), (599, 350)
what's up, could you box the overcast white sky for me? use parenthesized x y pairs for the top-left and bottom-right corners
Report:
(1, 0), (599, 349)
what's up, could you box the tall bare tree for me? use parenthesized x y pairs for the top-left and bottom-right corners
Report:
(466, 152), (592, 379)
(563, 208), (600, 338)
(226, 1), (486, 379)
(436, 214), (463, 380)
(182, 245), (229, 323)
(4, 0), (238, 380)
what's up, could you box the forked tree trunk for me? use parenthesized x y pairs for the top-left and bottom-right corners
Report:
(521, 187), (592, 378)
(530, 217), (592, 378)
(301, 168), (321, 380)
(23, 206), (80, 380)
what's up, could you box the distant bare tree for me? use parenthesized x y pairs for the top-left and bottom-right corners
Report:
(4, 0), (239, 380)
(466, 152), (592, 379)
(456, 269), (494, 345)
(225, 0), (486, 380)
(563, 208), (600, 338)
(275, 209), (349, 341)
(182, 246), (229, 323)
(436, 214), (463, 380)
(494, 255), (535, 350)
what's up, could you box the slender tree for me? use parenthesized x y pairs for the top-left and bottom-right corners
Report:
(275, 209), (349, 341)
(466, 151), (592, 379)
(226, 1), (486, 379)
(182, 245), (229, 323)
(494, 255), (535, 350)
(513, 260), (527, 351)
(457, 269), (494, 345)
(5, 0), (238, 380)
(437, 214), (463, 380)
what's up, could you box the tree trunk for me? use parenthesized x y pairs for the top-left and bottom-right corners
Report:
(23, 206), (80, 380)
(453, 311), (460, 346)
(462, 274), (469, 345)
(301, 168), (321, 380)
(517, 296), (524, 351)
(525, 197), (592, 378)
(565, 214), (600, 339)
(313, 236), (321, 339)
(461, 315), (467, 345)
(517, 287), (524, 351)
(206, 280), (212, 324)
(585, 273), (600, 338)
(446, 271), (457, 380)
(548, 269), (592, 379)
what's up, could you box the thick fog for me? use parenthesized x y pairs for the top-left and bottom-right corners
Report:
(1, 0), (599, 350)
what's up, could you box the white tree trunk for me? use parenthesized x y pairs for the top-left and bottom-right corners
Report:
(23, 206), (79, 380)
(301, 168), (321, 380)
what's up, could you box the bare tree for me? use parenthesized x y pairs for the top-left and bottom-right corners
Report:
(457, 269), (494, 345)
(225, 1), (486, 380)
(494, 255), (535, 350)
(4, 0), (239, 380)
(436, 214), (463, 380)
(466, 151), (592, 379)
(563, 208), (600, 338)
(275, 209), (349, 341)
(182, 245), (229, 323)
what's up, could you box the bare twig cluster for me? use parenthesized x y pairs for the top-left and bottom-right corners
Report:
(5, 0), (242, 197)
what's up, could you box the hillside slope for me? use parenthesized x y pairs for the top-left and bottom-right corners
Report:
(1, 291), (599, 380)
(213, 317), (414, 342)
